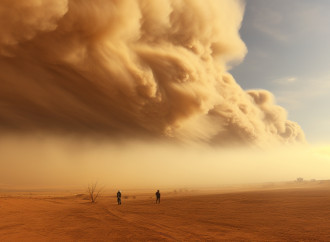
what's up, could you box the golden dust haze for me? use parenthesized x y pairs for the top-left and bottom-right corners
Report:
(0, 136), (329, 189)
(0, 0), (314, 189)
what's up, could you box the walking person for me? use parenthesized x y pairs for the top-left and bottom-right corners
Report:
(117, 190), (122, 205)
(155, 190), (160, 204)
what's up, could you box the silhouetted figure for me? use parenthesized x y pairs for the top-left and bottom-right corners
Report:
(117, 190), (122, 205)
(155, 190), (160, 204)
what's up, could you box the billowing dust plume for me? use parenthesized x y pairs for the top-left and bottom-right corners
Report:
(0, 0), (304, 146)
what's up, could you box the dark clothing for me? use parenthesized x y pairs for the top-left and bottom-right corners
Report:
(156, 191), (160, 204)
(117, 191), (122, 205)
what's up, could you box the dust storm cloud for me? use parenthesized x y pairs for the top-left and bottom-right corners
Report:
(0, 0), (304, 146)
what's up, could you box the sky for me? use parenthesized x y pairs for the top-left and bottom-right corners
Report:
(231, 0), (330, 144)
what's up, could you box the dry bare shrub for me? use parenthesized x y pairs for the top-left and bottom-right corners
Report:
(87, 182), (102, 203)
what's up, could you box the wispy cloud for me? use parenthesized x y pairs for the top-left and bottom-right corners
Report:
(272, 76), (298, 85)
(249, 3), (290, 43)
(253, 22), (289, 43)
(274, 74), (330, 110)
(248, 0), (330, 43)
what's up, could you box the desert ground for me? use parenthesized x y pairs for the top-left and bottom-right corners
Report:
(1, 181), (330, 241)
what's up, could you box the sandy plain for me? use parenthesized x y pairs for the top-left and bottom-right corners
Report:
(1, 181), (330, 241)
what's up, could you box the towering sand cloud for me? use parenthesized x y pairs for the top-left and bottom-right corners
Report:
(0, 0), (304, 146)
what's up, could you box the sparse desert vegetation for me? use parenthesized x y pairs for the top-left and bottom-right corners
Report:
(87, 182), (102, 203)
